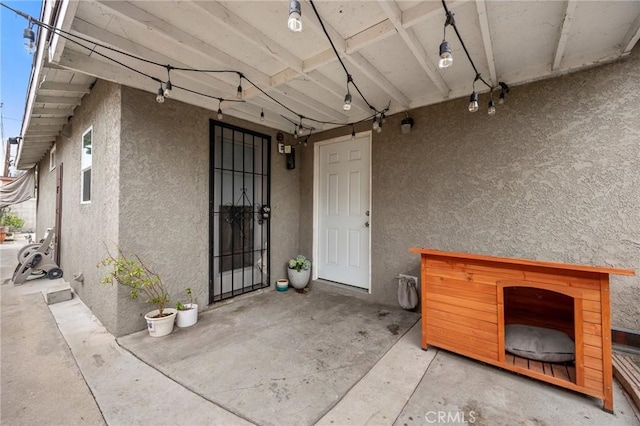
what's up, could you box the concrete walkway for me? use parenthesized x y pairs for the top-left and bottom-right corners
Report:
(2, 236), (640, 425)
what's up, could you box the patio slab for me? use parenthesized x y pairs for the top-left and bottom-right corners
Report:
(118, 285), (419, 426)
(396, 349), (639, 426)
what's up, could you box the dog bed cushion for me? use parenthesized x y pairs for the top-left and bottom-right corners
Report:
(505, 324), (575, 362)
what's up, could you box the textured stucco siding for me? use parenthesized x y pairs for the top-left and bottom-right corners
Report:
(300, 49), (640, 329)
(116, 86), (298, 336)
(36, 80), (121, 332)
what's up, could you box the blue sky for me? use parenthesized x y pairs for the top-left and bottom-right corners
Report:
(1, 0), (43, 171)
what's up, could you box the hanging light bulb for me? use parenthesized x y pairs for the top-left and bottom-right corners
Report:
(260, 109), (265, 122)
(372, 116), (379, 131)
(438, 41), (453, 69)
(498, 82), (509, 104)
(163, 66), (172, 97)
(381, 112), (387, 124)
(23, 20), (36, 54)
(236, 75), (244, 100)
(376, 119), (383, 133)
(351, 126), (356, 140)
(343, 93), (352, 111)
(156, 85), (165, 104)
(488, 99), (496, 115)
(288, 0), (302, 33)
(217, 108), (223, 120)
(468, 91), (479, 112)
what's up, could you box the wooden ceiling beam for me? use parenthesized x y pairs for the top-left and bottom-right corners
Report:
(552, 0), (578, 71)
(622, 11), (640, 54)
(476, 0), (497, 86)
(377, 0), (450, 97)
(300, 1), (410, 109)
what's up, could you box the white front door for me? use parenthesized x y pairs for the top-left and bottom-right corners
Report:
(316, 134), (371, 290)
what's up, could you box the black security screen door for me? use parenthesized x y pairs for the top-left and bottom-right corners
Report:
(210, 120), (271, 303)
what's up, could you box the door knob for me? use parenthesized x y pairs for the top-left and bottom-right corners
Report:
(365, 221), (370, 228)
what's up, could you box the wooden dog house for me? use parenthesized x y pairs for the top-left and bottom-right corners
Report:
(410, 248), (635, 412)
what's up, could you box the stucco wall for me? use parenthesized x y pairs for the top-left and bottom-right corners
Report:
(117, 86), (299, 336)
(300, 49), (640, 329)
(36, 79), (121, 332)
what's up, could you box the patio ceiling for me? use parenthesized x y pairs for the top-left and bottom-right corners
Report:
(17, 0), (640, 169)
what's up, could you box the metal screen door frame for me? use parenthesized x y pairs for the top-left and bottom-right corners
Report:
(209, 120), (271, 303)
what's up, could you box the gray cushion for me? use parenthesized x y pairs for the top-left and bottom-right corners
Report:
(505, 324), (575, 363)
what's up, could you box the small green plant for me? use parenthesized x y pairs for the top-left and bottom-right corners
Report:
(176, 287), (194, 311)
(288, 255), (311, 272)
(0, 207), (25, 231)
(98, 246), (170, 317)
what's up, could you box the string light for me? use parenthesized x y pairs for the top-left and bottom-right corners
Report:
(217, 99), (223, 120)
(23, 18), (35, 53)
(438, 11), (455, 69)
(236, 73), (243, 100)
(3, 2), (389, 137)
(288, 0), (302, 33)
(260, 108), (265, 122)
(156, 82), (165, 104)
(351, 125), (356, 139)
(163, 66), (173, 97)
(488, 95), (496, 115)
(343, 75), (353, 111)
(439, 0), (511, 115)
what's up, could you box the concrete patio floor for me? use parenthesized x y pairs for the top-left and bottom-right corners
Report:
(2, 237), (639, 425)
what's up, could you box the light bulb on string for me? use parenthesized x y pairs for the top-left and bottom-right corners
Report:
(156, 83), (165, 104)
(288, 0), (302, 32)
(217, 99), (223, 120)
(163, 66), (172, 97)
(468, 91), (479, 113)
(376, 119), (383, 133)
(23, 19), (36, 54)
(236, 74), (243, 100)
(260, 109), (265, 122)
(438, 41), (453, 69)
(351, 125), (356, 140)
(488, 98), (496, 115)
(343, 93), (352, 111)
(372, 116), (379, 131)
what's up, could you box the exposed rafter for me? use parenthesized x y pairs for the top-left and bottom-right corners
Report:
(299, 1), (408, 109)
(189, 1), (350, 120)
(376, 0), (450, 98)
(552, 0), (578, 71)
(622, 11), (640, 54)
(476, 0), (497, 85)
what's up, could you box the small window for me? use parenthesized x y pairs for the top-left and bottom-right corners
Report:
(81, 127), (92, 203)
(49, 145), (56, 171)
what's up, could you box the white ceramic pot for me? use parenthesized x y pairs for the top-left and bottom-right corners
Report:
(287, 268), (310, 289)
(144, 308), (177, 337)
(276, 279), (289, 291)
(176, 304), (199, 328)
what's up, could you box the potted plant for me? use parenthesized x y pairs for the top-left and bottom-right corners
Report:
(287, 255), (311, 289)
(98, 246), (177, 337)
(176, 287), (198, 328)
